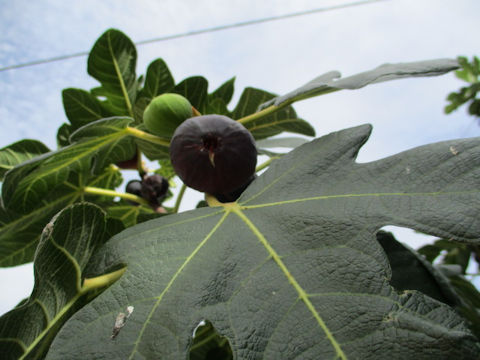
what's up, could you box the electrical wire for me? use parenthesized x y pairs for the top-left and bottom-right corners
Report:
(0, 0), (388, 72)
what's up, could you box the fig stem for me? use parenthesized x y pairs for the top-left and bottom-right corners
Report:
(125, 127), (170, 146)
(256, 157), (280, 172)
(173, 183), (187, 213)
(136, 149), (146, 177)
(237, 104), (282, 125)
(83, 186), (149, 206)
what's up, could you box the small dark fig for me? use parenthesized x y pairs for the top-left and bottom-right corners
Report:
(169, 114), (257, 194)
(125, 180), (142, 197)
(214, 174), (257, 203)
(143, 93), (193, 137)
(140, 174), (169, 207)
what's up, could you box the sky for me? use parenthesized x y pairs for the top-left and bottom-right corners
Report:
(0, 0), (479, 315)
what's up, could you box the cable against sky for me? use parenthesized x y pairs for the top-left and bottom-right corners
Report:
(0, 0), (389, 72)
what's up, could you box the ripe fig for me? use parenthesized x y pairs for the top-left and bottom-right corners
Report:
(125, 179), (142, 197)
(169, 114), (257, 194)
(143, 93), (193, 137)
(214, 174), (257, 203)
(141, 174), (169, 207)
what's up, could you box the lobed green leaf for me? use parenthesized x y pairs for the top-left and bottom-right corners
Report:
(47, 125), (480, 359)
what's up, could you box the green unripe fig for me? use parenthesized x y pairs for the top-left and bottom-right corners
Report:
(143, 93), (193, 137)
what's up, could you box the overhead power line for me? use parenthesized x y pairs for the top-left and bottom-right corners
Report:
(0, 0), (388, 72)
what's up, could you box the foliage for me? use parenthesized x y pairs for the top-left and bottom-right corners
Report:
(445, 56), (480, 119)
(0, 28), (478, 359)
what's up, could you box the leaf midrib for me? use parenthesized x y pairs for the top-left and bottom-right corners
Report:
(231, 205), (347, 360)
(107, 32), (134, 118)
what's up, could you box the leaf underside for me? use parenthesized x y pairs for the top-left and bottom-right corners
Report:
(259, 58), (460, 108)
(47, 125), (480, 359)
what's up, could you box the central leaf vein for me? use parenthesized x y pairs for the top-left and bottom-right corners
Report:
(231, 206), (347, 360)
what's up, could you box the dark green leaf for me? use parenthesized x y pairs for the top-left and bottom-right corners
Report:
(56, 123), (73, 147)
(87, 29), (138, 117)
(189, 321), (233, 360)
(62, 88), (112, 130)
(133, 125), (169, 160)
(0, 140), (50, 181)
(208, 77), (235, 105)
(232, 87), (315, 139)
(138, 58), (175, 100)
(106, 203), (159, 228)
(377, 231), (461, 307)
(48, 125), (479, 359)
(450, 276), (480, 340)
(3, 117), (134, 212)
(205, 98), (230, 116)
(418, 239), (472, 273)
(0, 203), (124, 360)
(260, 58), (459, 108)
(174, 76), (209, 113)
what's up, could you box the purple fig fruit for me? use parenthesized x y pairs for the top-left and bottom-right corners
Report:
(169, 115), (257, 194)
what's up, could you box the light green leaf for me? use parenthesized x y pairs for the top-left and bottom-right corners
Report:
(47, 125), (479, 359)
(3, 117), (134, 212)
(0, 140), (50, 181)
(259, 58), (460, 108)
(0, 203), (125, 360)
(87, 29), (138, 117)
(209, 77), (235, 105)
(233, 87), (315, 139)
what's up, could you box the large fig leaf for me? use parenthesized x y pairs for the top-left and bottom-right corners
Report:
(2, 117), (135, 212)
(47, 125), (480, 359)
(0, 140), (50, 181)
(259, 58), (459, 108)
(233, 87), (315, 139)
(87, 29), (138, 117)
(0, 203), (125, 360)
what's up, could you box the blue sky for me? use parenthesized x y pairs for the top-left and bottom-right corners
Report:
(1, 0), (479, 314)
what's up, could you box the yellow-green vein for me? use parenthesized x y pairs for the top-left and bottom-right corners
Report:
(107, 32), (134, 118)
(231, 206), (347, 360)
(127, 210), (231, 359)
(242, 190), (479, 210)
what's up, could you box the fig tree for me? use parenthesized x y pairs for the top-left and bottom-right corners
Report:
(169, 114), (257, 195)
(143, 93), (193, 137)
